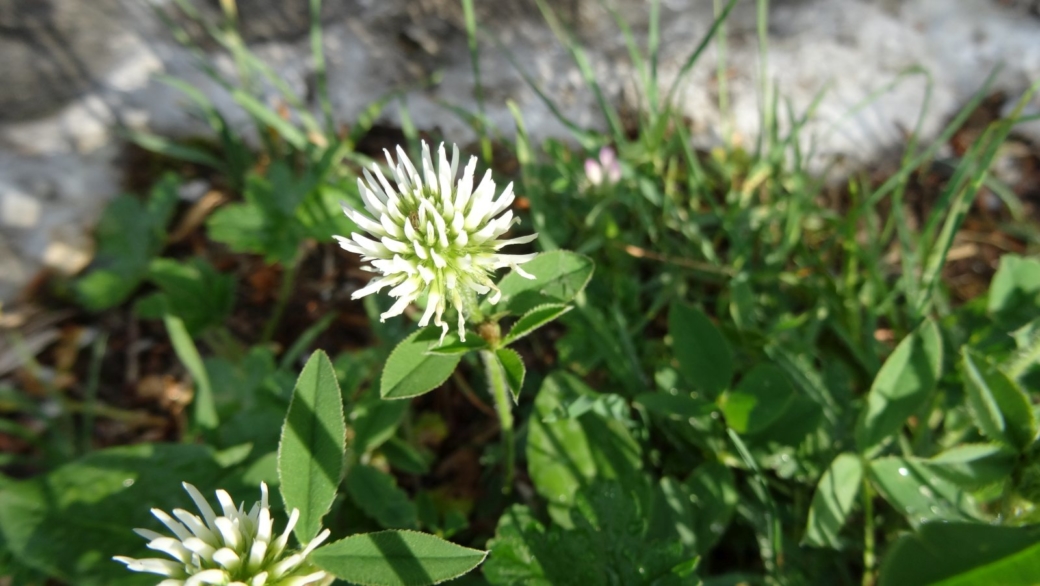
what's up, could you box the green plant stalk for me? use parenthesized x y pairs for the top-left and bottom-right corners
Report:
(862, 473), (876, 586)
(80, 333), (107, 454)
(261, 249), (305, 344)
(714, 0), (730, 138)
(310, 0), (335, 136)
(755, 0), (771, 157)
(482, 349), (515, 493)
(461, 0), (493, 163)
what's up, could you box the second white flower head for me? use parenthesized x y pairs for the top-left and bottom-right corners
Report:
(335, 141), (537, 342)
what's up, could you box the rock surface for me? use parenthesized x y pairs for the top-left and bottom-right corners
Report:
(0, 0), (1038, 301)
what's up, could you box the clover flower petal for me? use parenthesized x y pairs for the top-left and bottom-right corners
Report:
(335, 141), (537, 343)
(114, 483), (332, 586)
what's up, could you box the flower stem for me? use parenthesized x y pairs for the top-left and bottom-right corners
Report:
(261, 250), (303, 344)
(862, 471), (876, 586)
(481, 349), (514, 493)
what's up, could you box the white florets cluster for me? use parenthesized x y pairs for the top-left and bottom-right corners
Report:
(335, 141), (537, 342)
(114, 482), (331, 586)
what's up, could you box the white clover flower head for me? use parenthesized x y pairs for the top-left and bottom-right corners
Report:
(335, 140), (537, 343)
(113, 482), (332, 586)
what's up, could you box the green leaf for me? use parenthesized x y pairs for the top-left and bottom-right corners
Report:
(345, 464), (418, 529)
(485, 482), (692, 585)
(164, 314), (218, 431)
(804, 453), (863, 549)
(74, 175), (179, 311)
(923, 443), (1017, 490)
(231, 88), (309, 150)
(526, 373), (643, 509)
(381, 437), (431, 475)
(988, 254), (1040, 324)
(423, 330), (487, 356)
(351, 391), (409, 455)
(879, 522), (1040, 586)
(381, 328), (462, 400)
(668, 302), (733, 398)
(125, 129), (224, 169)
(206, 168), (310, 265)
(312, 530), (487, 586)
(962, 348), (1037, 452)
(870, 457), (982, 528)
(0, 444), (234, 586)
(720, 363), (795, 434)
(496, 348), (526, 403)
(855, 320), (943, 453)
(489, 251), (595, 315)
(136, 258), (236, 335)
(634, 392), (717, 420)
(278, 351), (347, 542)
(502, 303), (573, 346)
(648, 477), (697, 550)
(686, 462), (737, 555)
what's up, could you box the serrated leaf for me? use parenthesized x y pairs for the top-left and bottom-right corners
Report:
(423, 330), (487, 356)
(381, 329), (462, 400)
(855, 320), (943, 453)
(502, 303), (572, 346)
(720, 363), (795, 434)
(879, 522), (1040, 586)
(312, 530), (487, 586)
(804, 453), (863, 549)
(345, 465), (418, 529)
(278, 351), (347, 542)
(489, 251), (595, 315)
(496, 348), (526, 403)
(962, 348), (1037, 452)
(668, 302), (732, 398)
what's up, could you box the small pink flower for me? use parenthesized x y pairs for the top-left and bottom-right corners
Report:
(585, 147), (621, 186)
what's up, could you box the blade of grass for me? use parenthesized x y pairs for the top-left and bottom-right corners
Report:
(231, 88), (309, 150)
(507, 101), (560, 252)
(714, 0), (731, 139)
(488, 32), (597, 147)
(461, 0), (493, 162)
(123, 130), (225, 169)
(533, 0), (626, 144)
(913, 81), (1040, 316)
(664, 0), (738, 107)
(164, 314), (218, 432)
(865, 67), (999, 207)
(79, 333), (107, 454)
(310, 0), (335, 136)
(600, 0), (651, 115)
